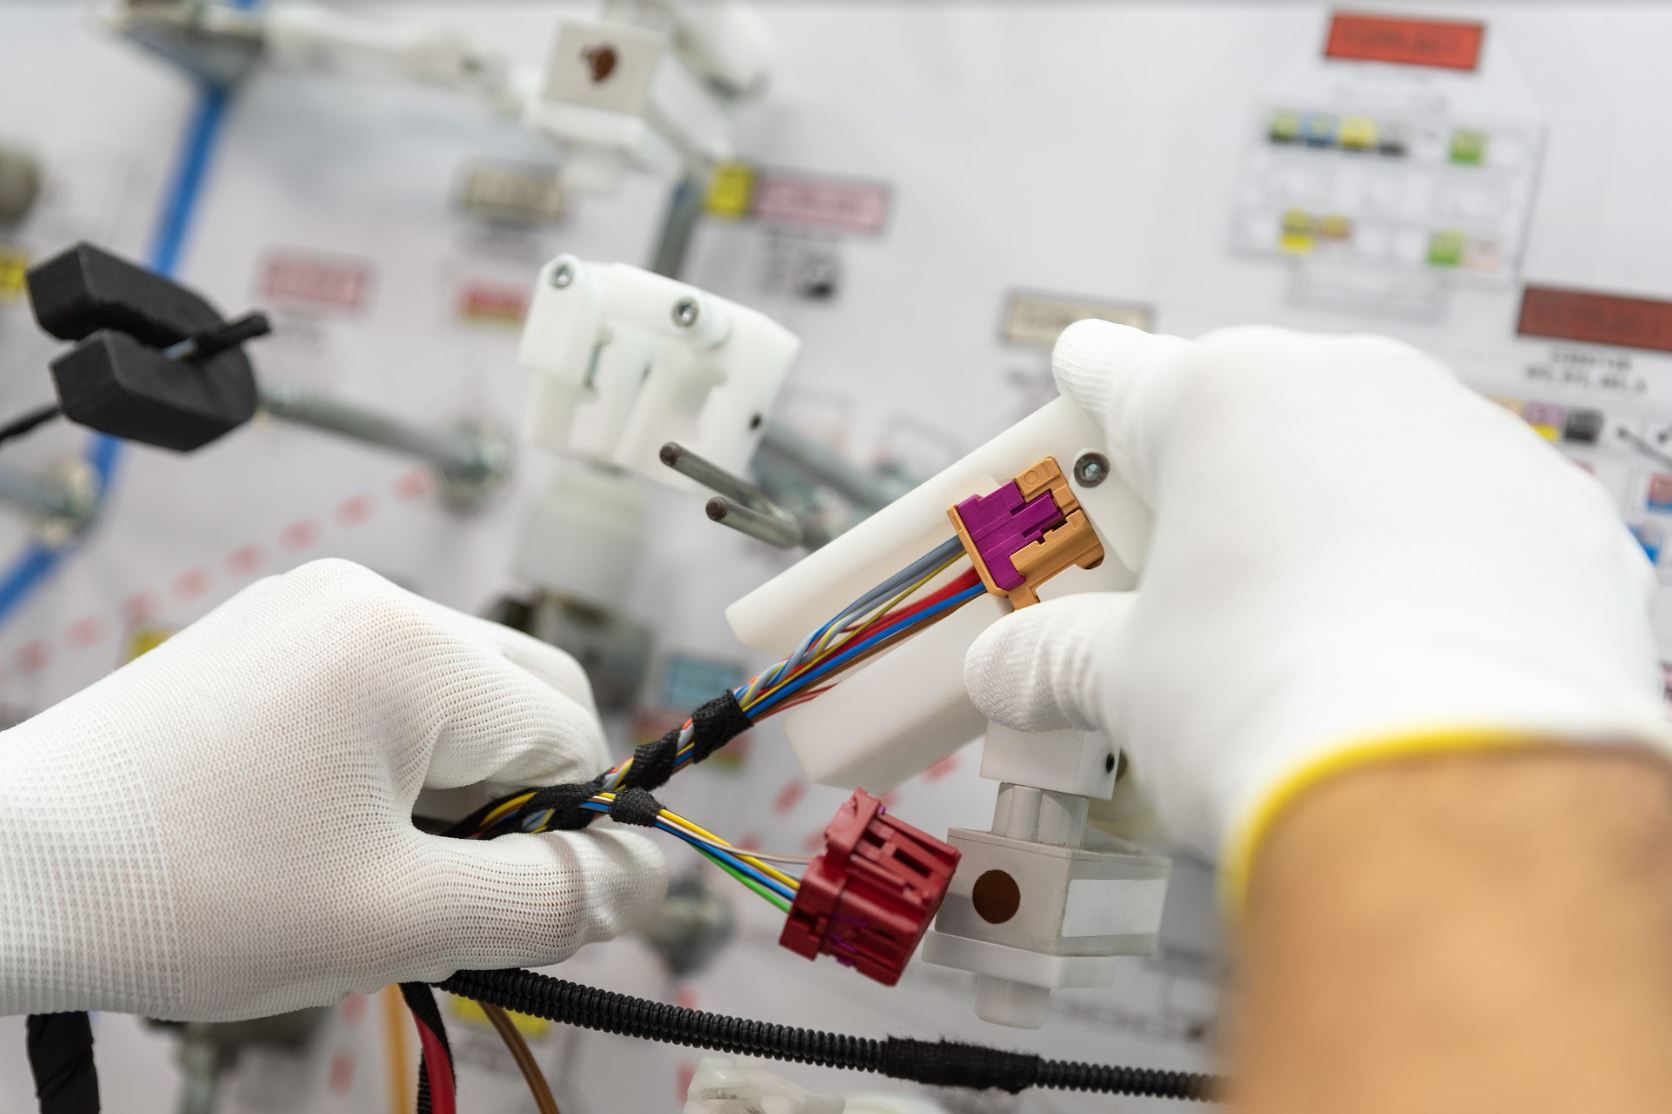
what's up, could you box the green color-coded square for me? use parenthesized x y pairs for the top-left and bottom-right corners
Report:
(1267, 111), (1301, 144)
(1449, 129), (1487, 166)
(1428, 230), (1466, 267)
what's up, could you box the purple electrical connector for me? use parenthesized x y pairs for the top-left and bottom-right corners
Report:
(951, 481), (1065, 590)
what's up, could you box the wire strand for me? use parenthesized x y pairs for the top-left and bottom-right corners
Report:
(0, 403), (61, 449)
(481, 1003), (560, 1114)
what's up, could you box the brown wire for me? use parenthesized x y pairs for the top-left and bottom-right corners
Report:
(481, 1002), (561, 1114)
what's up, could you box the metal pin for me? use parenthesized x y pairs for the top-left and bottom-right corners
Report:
(163, 312), (272, 362)
(661, 440), (803, 548)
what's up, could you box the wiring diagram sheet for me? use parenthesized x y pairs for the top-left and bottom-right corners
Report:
(4, 4), (1672, 1113)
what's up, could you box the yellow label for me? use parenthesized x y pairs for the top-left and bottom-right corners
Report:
(1278, 232), (1314, 255)
(447, 995), (550, 1037)
(126, 628), (173, 663)
(1339, 116), (1377, 151)
(705, 161), (757, 219)
(0, 247), (28, 303)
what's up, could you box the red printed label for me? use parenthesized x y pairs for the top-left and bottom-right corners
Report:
(260, 251), (373, 312)
(456, 282), (529, 326)
(1325, 12), (1485, 71)
(1518, 286), (1672, 355)
(753, 174), (890, 235)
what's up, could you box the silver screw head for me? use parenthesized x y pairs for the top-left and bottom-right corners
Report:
(1074, 451), (1110, 487)
(672, 297), (701, 327)
(551, 262), (574, 288)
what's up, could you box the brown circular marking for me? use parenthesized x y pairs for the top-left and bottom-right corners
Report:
(972, 869), (1021, 924)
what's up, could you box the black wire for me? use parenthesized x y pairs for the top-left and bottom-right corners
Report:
(0, 402), (62, 448)
(26, 1012), (99, 1114)
(399, 982), (455, 1114)
(439, 968), (1219, 1102)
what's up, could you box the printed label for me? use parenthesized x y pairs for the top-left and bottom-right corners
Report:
(1325, 12), (1485, 71)
(1649, 475), (1672, 512)
(1002, 290), (1152, 348)
(455, 281), (529, 327)
(0, 245), (27, 302)
(705, 162), (757, 219)
(753, 173), (890, 235)
(454, 162), (566, 224)
(259, 251), (374, 313)
(1519, 286), (1672, 355)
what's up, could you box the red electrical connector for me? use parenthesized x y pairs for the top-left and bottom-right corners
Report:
(779, 789), (960, 986)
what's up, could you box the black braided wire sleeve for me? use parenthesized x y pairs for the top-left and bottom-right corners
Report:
(26, 1013), (98, 1114)
(438, 968), (1220, 1102)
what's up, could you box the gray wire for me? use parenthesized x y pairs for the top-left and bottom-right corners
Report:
(756, 536), (964, 695)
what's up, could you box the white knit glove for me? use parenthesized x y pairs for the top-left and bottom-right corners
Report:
(966, 322), (1671, 887)
(0, 559), (666, 1022)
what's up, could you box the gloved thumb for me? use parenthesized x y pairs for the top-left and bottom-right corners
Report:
(964, 592), (1135, 736)
(417, 828), (668, 978)
(1052, 320), (1191, 504)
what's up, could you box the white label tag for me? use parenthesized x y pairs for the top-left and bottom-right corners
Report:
(1002, 291), (1152, 347)
(543, 22), (663, 115)
(1061, 877), (1167, 938)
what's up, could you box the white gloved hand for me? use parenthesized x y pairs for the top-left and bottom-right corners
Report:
(0, 559), (666, 1021)
(966, 322), (1670, 887)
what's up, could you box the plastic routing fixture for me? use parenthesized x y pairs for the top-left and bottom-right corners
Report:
(780, 789), (960, 986)
(25, 243), (265, 452)
(948, 456), (1104, 608)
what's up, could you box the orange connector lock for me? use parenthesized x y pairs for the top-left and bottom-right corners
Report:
(946, 457), (1103, 608)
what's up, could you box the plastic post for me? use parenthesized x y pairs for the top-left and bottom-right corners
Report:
(779, 789), (960, 986)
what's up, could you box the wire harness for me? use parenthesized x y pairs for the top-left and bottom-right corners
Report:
(447, 536), (991, 916)
(439, 967), (1219, 1101)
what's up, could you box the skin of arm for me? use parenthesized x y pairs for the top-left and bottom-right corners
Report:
(1231, 747), (1672, 1114)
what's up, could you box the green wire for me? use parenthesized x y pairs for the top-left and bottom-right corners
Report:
(703, 848), (792, 913)
(525, 804), (794, 913)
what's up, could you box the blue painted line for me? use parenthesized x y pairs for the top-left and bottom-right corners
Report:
(0, 32), (249, 629)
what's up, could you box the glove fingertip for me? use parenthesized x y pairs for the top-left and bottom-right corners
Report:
(965, 596), (1123, 734)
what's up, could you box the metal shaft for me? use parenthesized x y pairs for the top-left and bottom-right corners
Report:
(660, 440), (803, 548)
(648, 175), (706, 280)
(0, 461), (85, 522)
(757, 420), (906, 513)
(259, 383), (493, 483)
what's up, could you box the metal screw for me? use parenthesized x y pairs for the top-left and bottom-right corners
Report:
(550, 262), (574, 289)
(672, 297), (701, 327)
(1074, 451), (1110, 487)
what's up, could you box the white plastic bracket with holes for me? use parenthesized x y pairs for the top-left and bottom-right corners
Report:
(525, 2), (775, 191)
(514, 255), (797, 607)
(726, 392), (1171, 1028)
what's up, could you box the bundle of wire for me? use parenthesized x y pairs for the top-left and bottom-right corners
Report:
(400, 538), (992, 1114)
(449, 536), (986, 913)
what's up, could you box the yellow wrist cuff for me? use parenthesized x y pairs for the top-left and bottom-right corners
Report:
(1220, 728), (1531, 910)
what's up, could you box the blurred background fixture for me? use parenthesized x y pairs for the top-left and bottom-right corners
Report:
(3, 2), (1672, 1111)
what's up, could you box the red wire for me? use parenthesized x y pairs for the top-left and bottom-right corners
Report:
(414, 1018), (456, 1114)
(756, 567), (985, 706)
(845, 567), (982, 645)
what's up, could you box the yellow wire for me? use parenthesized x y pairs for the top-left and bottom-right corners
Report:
(745, 556), (962, 715)
(480, 790), (536, 829)
(656, 806), (801, 891)
(808, 554), (958, 659)
(594, 791), (800, 891)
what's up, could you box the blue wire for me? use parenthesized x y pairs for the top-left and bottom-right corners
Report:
(748, 583), (988, 718)
(0, 17), (252, 630)
(675, 829), (797, 902)
(577, 800), (798, 902)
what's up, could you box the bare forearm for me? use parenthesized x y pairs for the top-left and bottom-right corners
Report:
(1233, 748), (1672, 1114)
